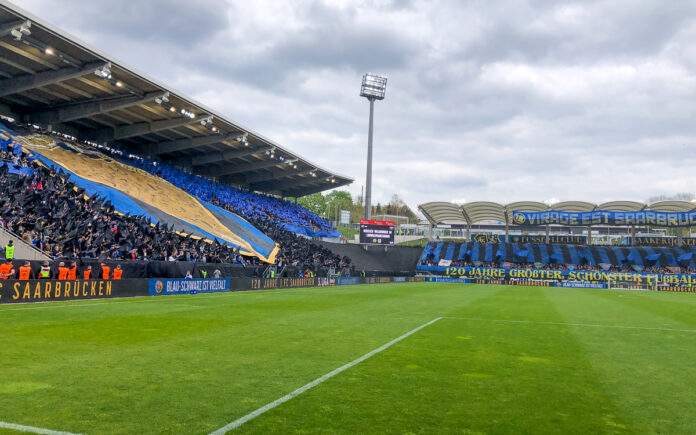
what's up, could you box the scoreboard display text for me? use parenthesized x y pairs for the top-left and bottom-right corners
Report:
(359, 220), (395, 245)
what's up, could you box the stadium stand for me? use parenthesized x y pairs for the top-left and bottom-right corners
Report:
(0, 126), (350, 272)
(0, 152), (247, 263)
(0, 2), (356, 275)
(419, 200), (696, 246)
(418, 241), (696, 274)
(96, 145), (339, 236)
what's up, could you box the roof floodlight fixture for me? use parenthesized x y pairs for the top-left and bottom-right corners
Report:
(360, 73), (387, 101)
(198, 114), (213, 124)
(359, 72), (387, 220)
(10, 20), (31, 41)
(236, 133), (248, 143)
(94, 63), (112, 79)
(154, 92), (169, 105)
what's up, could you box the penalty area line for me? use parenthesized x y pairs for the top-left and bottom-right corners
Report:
(442, 316), (696, 333)
(209, 316), (444, 434)
(0, 421), (84, 435)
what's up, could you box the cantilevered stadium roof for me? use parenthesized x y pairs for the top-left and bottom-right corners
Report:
(418, 202), (468, 225)
(419, 200), (696, 226)
(0, 1), (352, 197)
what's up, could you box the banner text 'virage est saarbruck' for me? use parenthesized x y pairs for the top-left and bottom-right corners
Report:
(512, 210), (696, 227)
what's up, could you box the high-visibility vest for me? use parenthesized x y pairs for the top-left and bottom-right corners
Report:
(18, 265), (31, 280)
(58, 267), (68, 280)
(83, 269), (91, 280)
(67, 266), (77, 280)
(101, 266), (110, 280)
(39, 266), (50, 278)
(5, 245), (14, 260)
(0, 263), (13, 279)
(201, 270), (207, 279)
(113, 268), (122, 280)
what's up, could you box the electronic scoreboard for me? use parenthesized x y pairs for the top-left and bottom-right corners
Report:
(359, 219), (395, 245)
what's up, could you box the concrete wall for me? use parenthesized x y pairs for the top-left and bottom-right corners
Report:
(316, 241), (422, 274)
(0, 228), (51, 261)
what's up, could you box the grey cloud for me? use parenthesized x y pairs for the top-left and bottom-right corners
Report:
(19, 0), (227, 47)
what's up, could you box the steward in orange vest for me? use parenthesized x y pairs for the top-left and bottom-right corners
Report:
(0, 259), (15, 279)
(67, 261), (77, 280)
(100, 263), (110, 280)
(18, 261), (31, 280)
(113, 264), (123, 280)
(83, 265), (92, 280)
(57, 262), (69, 280)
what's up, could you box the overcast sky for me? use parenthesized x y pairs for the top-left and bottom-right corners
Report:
(13, 0), (696, 210)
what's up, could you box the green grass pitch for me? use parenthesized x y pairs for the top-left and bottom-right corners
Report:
(2, 282), (696, 434)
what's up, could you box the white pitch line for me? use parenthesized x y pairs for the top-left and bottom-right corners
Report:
(209, 317), (444, 434)
(0, 421), (84, 435)
(442, 316), (696, 333)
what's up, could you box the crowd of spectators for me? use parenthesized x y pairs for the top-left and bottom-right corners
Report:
(423, 256), (696, 274)
(0, 159), (249, 262)
(0, 145), (347, 269)
(103, 149), (334, 232)
(250, 217), (350, 270)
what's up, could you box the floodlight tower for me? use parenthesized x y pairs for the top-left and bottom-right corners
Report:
(360, 73), (387, 220)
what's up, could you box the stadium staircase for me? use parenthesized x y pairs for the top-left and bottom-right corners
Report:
(0, 227), (51, 261)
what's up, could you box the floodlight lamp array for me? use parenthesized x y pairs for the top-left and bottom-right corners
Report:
(360, 73), (388, 100)
(10, 20), (31, 41)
